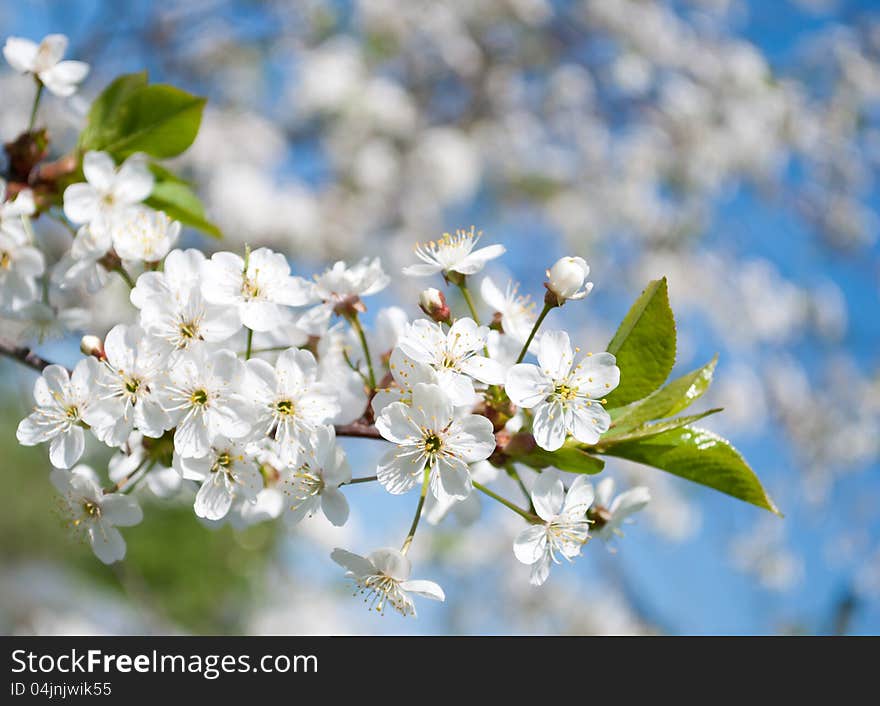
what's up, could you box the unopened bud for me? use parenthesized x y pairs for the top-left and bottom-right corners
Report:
(546, 256), (592, 305)
(418, 288), (451, 323)
(80, 334), (105, 360)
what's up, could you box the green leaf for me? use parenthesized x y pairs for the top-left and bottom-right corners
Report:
(520, 440), (605, 475)
(598, 408), (722, 446)
(82, 82), (206, 159)
(605, 277), (676, 407)
(610, 355), (717, 434)
(601, 426), (780, 515)
(146, 180), (221, 238)
(79, 72), (149, 151)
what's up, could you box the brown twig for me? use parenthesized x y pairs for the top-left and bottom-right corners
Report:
(0, 338), (58, 373)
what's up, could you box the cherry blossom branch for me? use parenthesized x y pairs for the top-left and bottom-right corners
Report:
(0, 337), (59, 373)
(333, 422), (383, 440)
(0, 340), (386, 439)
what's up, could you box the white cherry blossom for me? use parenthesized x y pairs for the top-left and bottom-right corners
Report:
(63, 151), (154, 228)
(83, 324), (171, 447)
(396, 317), (505, 405)
(480, 275), (536, 343)
(331, 547), (445, 616)
(0, 183), (44, 311)
(51, 465), (142, 563)
(16, 359), (99, 468)
(3, 34), (89, 96)
(514, 474), (594, 586)
(174, 437), (263, 521)
(591, 477), (651, 544)
(546, 256), (593, 304)
(112, 207), (180, 263)
(402, 226), (505, 278)
(375, 383), (496, 502)
(131, 249), (241, 356)
(505, 330), (620, 451)
(201, 247), (312, 331)
(158, 347), (253, 458)
(298, 257), (389, 334)
(281, 425), (351, 526)
(371, 346), (438, 416)
(245, 348), (341, 466)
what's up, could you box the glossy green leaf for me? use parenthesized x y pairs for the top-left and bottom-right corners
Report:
(82, 82), (206, 159)
(79, 72), (148, 151)
(146, 179), (221, 238)
(605, 277), (676, 407)
(601, 426), (780, 514)
(610, 354), (717, 434)
(598, 408), (722, 446)
(521, 440), (605, 475)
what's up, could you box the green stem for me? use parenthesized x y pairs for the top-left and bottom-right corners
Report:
(245, 329), (254, 360)
(508, 468), (535, 513)
(401, 465), (431, 554)
(350, 313), (376, 391)
(344, 475), (378, 485)
(515, 301), (553, 364)
(28, 80), (44, 132)
(114, 267), (135, 289)
(457, 282), (481, 324)
(473, 480), (539, 523)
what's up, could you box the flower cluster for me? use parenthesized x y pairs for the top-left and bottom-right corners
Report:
(3, 35), (655, 615)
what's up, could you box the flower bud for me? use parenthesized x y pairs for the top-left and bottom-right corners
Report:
(80, 334), (105, 360)
(418, 288), (451, 323)
(546, 256), (592, 305)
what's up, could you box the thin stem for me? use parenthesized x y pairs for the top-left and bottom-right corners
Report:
(509, 468), (535, 513)
(473, 480), (539, 523)
(515, 301), (553, 364)
(401, 465), (431, 555)
(349, 313), (376, 391)
(344, 475), (378, 485)
(457, 282), (481, 324)
(245, 329), (254, 360)
(28, 80), (44, 131)
(114, 266), (135, 289)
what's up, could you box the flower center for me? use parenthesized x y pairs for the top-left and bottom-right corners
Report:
(355, 573), (411, 616)
(190, 388), (209, 406)
(423, 433), (443, 455)
(554, 383), (578, 401)
(179, 321), (198, 340)
(211, 451), (233, 474)
(0, 251), (11, 270)
(275, 399), (295, 416)
(65, 405), (80, 421)
(124, 376), (141, 396)
(82, 500), (101, 518)
(241, 275), (262, 301)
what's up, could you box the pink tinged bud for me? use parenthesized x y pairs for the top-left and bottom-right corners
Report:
(546, 256), (592, 304)
(80, 334), (105, 360)
(418, 288), (451, 323)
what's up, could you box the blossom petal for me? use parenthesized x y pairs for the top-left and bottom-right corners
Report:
(505, 363), (551, 408)
(376, 447), (424, 495)
(538, 330), (574, 380)
(320, 487), (350, 526)
(330, 548), (374, 578)
(400, 579), (445, 602)
(531, 400), (567, 452)
(513, 525), (547, 565)
(531, 472), (565, 522)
